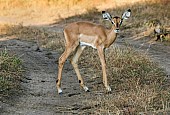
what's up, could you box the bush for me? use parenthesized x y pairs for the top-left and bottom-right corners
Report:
(0, 49), (23, 95)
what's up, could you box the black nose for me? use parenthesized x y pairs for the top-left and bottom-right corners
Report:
(114, 28), (120, 33)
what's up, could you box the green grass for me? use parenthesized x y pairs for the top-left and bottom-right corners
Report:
(0, 49), (23, 96)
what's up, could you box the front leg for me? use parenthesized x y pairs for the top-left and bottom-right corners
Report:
(97, 46), (111, 92)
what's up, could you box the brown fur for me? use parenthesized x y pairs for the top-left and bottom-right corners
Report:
(56, 17), (122, 93)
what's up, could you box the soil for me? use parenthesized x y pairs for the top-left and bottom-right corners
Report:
(0, 22), (170, 114)
(0, 39), (99, 114)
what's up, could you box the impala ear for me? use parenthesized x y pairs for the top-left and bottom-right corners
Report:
(102, 11), (113, 24)
(122, 9), (131, 20)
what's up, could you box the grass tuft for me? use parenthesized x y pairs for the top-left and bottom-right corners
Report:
(0, 49), (23, 96)
(80, 45), (170, 114)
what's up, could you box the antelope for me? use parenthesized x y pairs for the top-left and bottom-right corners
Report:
(56, 9), (131, 94)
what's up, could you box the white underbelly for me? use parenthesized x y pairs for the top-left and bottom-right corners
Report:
(80, 42), (96, 49)
(79, 34), (97, 49)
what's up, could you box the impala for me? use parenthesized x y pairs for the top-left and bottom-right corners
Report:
(56, 9), (131, 94)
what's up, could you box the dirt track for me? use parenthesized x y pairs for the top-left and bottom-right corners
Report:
(0, 39), (101, 114)
(0, 23), (170, 114)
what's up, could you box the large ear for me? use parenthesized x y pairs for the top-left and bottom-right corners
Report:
(102, 11), (113, 24)
(122, 9), (131, 20)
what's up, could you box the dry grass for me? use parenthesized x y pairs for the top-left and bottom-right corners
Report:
(0, 0), (169, 25)
(80, 46), (170, 114)
(124, 1), (170, 40)
(1, 25), (169, 114)
(0, 0), (169, 42)
(0, 24), (65, 52)
(0, 0), (170, 114)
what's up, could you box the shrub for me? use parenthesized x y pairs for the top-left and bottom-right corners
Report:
(0, 49), (23, 96)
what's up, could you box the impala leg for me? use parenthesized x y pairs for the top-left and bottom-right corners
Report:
(56, 48), (73, 94)
(97, 47), (111, 92)
(71, 46), (89, 92)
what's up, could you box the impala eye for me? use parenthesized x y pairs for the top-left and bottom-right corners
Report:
(112, 21), (115, 25)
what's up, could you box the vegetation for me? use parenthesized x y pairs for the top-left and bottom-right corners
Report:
(0, 49), (23, 97)
(0, 24), (64, 52)
(80, 46), (169, 114)
(0, 0), (169, 114)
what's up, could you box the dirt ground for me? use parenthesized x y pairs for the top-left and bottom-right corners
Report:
(0, 21), (170, 114)
(0, 39), (96, 114)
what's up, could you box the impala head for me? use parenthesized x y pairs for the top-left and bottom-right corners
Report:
(102, 9), (131, 33)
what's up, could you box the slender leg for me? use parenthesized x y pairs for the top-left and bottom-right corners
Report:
(56, 48), (73, 94)
(71, 46), (89, 92)
(97, 46), (111, 92)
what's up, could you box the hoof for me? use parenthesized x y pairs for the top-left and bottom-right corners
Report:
(83, 86), (89, 92)
(59, 92), (63, 95)
(106, 86), (111, 92)
(58, 88), (63, 94)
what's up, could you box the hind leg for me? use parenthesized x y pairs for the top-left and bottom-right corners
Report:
(70, 46), (89, 92)
(56, 42), (78, 94)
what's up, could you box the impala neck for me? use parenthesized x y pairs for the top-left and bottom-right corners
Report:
(105, 27), (118, 48)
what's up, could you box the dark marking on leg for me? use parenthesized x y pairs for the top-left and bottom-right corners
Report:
(79, 80), (81, 83)
(56, 79), (58, 83)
